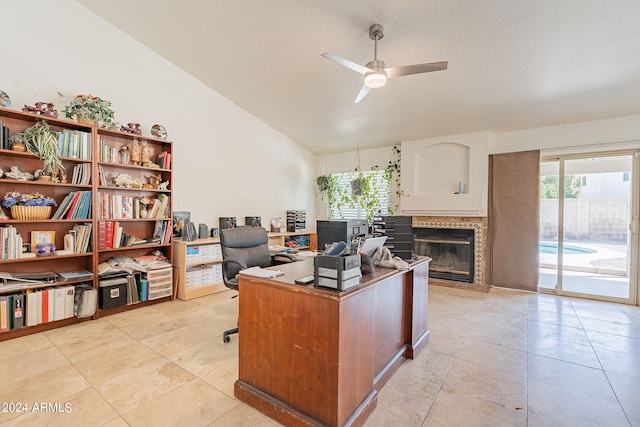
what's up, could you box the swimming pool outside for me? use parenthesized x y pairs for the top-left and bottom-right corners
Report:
(539, 242), (596, 255)
(539, 240), (627, 276)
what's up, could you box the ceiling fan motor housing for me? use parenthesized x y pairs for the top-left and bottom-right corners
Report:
(364, 59), (387, 88)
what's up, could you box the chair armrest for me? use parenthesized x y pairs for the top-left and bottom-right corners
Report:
(221, 259), (248, 270)
(221, 259), (248, 291)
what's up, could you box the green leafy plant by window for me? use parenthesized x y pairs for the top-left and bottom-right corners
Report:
(384, 145), (403, 212)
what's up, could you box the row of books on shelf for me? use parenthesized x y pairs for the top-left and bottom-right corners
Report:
(98, 219), (170, 250)
(0, 226), (23, 260)
(0, 119), (10, 150)
(70, 163), (91, 185)
(65, 223), (92, 254)
(52, 191), (92, 220)
(97, 193), (169, 220)
(155, 151), (171, 169)
(58, 129), (92, 160)
(99, 138), (121, 164)
(0, 285), (78, 332)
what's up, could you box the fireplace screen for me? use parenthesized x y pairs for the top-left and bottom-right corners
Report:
(414, 228), (474, 283)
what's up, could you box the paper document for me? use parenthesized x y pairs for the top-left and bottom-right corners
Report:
(240, 266), (285, 278)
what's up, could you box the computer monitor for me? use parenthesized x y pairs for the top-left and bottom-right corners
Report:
(359, 236), (388, 257)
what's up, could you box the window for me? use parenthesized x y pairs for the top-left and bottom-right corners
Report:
(329, 170), (391, 220)
(623, 172), (630, 182)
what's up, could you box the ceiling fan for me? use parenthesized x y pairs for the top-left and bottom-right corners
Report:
(322, 24), (448, 103)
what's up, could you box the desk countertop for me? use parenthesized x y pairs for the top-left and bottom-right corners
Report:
(239, 257), (431, 299)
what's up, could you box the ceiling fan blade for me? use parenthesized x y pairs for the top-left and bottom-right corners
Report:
(322, 52), (372, 75)
(385, 61), (448, 79)
(354, 85), (372, 104)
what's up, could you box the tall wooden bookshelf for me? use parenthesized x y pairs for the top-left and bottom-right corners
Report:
(0, 107), (173, 340)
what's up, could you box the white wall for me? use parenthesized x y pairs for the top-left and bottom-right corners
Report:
(0, 0), (316, 231)
(321, 115), (640, 217)
(490, 113), (640, 155)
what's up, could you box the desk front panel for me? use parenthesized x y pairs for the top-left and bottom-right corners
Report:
(236, 258), (431, 427)
(238, 275), (342, 424)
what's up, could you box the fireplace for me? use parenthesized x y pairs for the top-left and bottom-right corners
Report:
(414, 228), (474, 283)
(412, 216), (487, 290)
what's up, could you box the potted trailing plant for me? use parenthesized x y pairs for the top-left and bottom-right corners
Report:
(59, 93), (115, 127)
(19, 120), (64, 180)
(351, 171), (367, 196)
(316, 175), (331, 192)
(384, 145), (403, 212)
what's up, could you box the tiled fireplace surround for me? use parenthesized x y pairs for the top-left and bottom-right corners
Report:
(412, 216), (490, 292)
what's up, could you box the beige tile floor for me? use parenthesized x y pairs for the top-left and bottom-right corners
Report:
(1, 285), (639, 426)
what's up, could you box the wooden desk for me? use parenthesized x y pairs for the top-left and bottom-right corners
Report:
(235, 257), (431, 427)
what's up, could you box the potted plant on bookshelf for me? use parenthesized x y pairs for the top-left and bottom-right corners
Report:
(2, 191), (57, 220)
(59, 93), (115, 128)
(19, 120), (65, 181)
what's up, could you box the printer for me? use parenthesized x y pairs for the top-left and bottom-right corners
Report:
(317, 220), (368, 251)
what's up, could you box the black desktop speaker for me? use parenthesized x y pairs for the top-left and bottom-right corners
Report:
(245, 216), (261, 227)
(219, 217), (236, 229)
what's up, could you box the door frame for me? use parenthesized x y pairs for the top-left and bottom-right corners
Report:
(539, 150), (639, 305)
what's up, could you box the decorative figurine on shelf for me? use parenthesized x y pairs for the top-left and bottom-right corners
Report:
(120, 122), (142, 135)
(141, 140), (151, 166)
(5, 166), (34, 181)
(119, 146), (131, 164)
(22, 102), (58, 118)
(0, 90), (10, 108)
(59, 169), (68, 184)
(114, 173), (142, 188)
(9, 135), (26, 152)
(151, 124), (167, 140)
(130, 139), (140, 165)
(143, 173), (161, 189)
(157, 180), (170, 190)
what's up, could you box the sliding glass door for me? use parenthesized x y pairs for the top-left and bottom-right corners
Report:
(539, 152), (638, 304)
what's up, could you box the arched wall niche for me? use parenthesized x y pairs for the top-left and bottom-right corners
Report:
(415, 142), (470, 194)
(400, 132), (489, 216)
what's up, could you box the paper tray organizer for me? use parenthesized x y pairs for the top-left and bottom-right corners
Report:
(313, 255), (361, 292)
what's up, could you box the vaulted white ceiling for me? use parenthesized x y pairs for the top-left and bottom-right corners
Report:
(76, 0), (640, 154)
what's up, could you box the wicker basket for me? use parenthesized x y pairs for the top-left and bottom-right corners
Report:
(10, 205), (52, 220)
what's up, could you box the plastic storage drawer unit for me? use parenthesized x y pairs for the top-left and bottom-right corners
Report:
(146, 267), (173, 300)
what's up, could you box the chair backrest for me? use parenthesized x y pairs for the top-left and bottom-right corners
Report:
(220, 227), (271, 283)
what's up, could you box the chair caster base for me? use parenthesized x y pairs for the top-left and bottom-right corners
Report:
(223, 327), (238, 343)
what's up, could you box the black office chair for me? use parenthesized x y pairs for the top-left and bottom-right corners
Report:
(220, 227), (295, 343)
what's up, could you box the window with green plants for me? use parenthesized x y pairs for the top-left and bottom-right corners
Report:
(316, 146), (402, 222)
(327, 169), (391, 222)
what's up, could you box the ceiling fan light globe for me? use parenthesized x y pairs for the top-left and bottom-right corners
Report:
(364, 71), (387, 88)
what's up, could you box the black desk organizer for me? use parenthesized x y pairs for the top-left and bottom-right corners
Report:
(313, 254), (361, 292)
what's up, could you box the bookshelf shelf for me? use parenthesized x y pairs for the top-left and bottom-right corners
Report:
(0, 218), (93, 224)
(98, 243), (171, 253)
(0, 107), (173, 341)
(97, 186), (171, 194)
(0, 180), (92, 189)
(0, 253), (92, 264)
